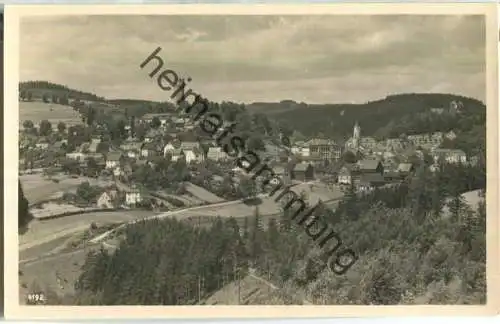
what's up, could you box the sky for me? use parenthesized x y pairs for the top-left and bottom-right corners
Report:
(20, 15), (486, 104)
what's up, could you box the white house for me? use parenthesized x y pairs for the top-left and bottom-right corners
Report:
(170, 149), (185, 162)
(121, 142), (142, 159)
(35, 142), (49, 150)
(337, 166), (353, 185)
(445, 130), (457, 141)
(184, 150), (197, 164)
(106, 152), (122, 169)
(207, 147), (228, 161)
(66, 152), (86, 161)
(184, 149), (204, 164)
(163, 143), (176, 157)
(291, 146), (302, 155)
(125, 188), (142, 206)
(113, 167), (124, 177)
(97, 190), (119, 209)
(432, 149), (467, 164)
(141, 143), (158, 158)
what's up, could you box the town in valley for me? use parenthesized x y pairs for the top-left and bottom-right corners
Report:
(18, 15), (487, 306)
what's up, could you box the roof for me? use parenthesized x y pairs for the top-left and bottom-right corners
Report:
(78, 143), (90, 153)
(52, 141), (66, 149)
(293, 163), (312, 172)
(145, 129), (163, 138)
(101, 190), (119, 201)
(273, 166), (286, 175)
(143, 142), (157, 150)
(88, 141), (99, 153)
(121, 142), (142, 151)
(142, 113), (171, 120)
(107, 152), (123, 161)
(433, 148), (466, 156)
(180, 141), (200, 150)
(307, 138), (336, 146)
(338, 165), (353, 175)
(360, 173), (385, 184)
(169, 148), (184, 155)
(87, 152), (104, 159)
(397, 163), (414, 173)
(207, 147), (223, 154)
(358, 159), (381, 171)
(384, 171), (401, 179)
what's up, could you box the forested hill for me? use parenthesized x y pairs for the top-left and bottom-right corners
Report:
(19, 81), (106, 102)
(19, 82), (485, 154)
(248, 93), (486, 140)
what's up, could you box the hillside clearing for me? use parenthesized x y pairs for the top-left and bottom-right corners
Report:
(19, 101), (82, 127)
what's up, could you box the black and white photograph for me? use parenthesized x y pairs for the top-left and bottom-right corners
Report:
(4, 3), (498, 319)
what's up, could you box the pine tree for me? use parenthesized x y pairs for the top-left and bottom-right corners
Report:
(344, 182), (359, 220)
(19, 180), (33, 231)
(250, 206), (263, 264)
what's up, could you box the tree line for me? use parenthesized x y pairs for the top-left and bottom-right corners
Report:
(45, 157), (486, 305)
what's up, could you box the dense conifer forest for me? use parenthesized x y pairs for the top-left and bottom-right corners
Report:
(65, 158), (485, 305)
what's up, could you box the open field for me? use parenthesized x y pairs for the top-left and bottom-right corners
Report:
(184, 182), (225, 203)
(19, 210), (158, 251)
(20, 234), (75, 262)
(19, 101), (82, 127)
(30, 203), (87, 219)
(20, 174), (114, 205)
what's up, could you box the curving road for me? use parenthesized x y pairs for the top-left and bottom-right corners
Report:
(20, 181), (343, 261)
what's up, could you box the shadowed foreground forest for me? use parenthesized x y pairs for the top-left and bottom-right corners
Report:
(37, 158), (486, 305)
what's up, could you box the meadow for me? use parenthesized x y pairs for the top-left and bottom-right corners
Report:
(19, 101), (82, 127)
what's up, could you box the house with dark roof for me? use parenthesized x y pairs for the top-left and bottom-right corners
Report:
(291, 163), (314, 182)
(106, 152), (123, 169)
(338, 165), (354, 185)
(141, 113), (171, 126)
(357, 159), (384, 175)
(144, 129), (163, 142)
(141, 142), (159, 158)
(356, 173), (385, 192)
(122, 142), (143, 159)
(383, 171), (402, 182)
(169, 148), (185, 162)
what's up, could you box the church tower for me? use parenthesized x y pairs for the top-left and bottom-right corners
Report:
(352, 121), (361, 151)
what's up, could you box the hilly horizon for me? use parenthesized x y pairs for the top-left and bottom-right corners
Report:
(19, 80), (485, 108)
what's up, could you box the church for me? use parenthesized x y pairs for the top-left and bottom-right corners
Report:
(344, 121), (363, 153)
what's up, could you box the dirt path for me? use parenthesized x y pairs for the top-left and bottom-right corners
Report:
(248, 268), (312, 305)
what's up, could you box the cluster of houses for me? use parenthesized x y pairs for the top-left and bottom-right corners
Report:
(20, 107), (474, 198)
(291, 122), (462, 163)
(96, 184), (144, 209)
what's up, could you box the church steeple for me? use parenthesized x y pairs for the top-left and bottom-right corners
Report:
(353, 121), (361, 151)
